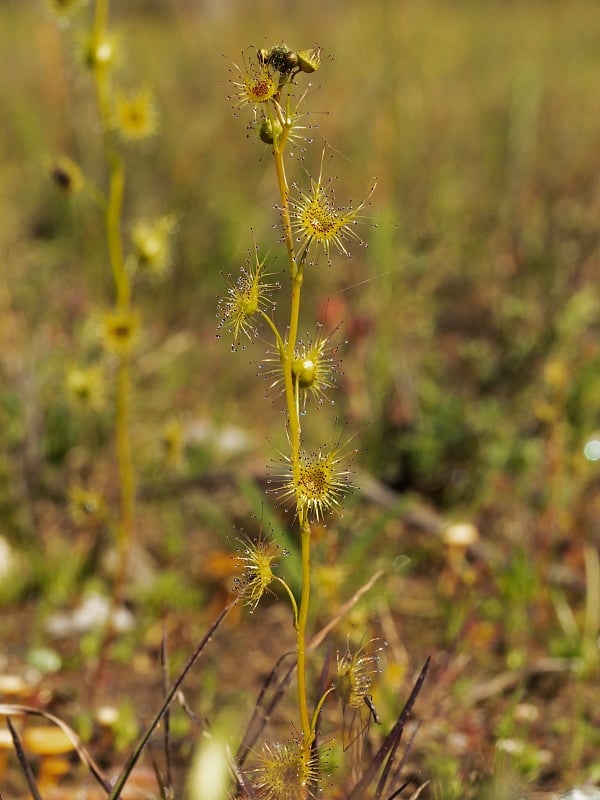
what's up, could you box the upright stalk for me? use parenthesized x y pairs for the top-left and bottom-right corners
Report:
(272, 145), (312, 745)
(113, 357), (135, 605)
(296, 517), (312, 744)
(91, 0), (136, 610)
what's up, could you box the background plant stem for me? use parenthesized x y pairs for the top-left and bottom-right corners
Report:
(92, 0), (135, 611)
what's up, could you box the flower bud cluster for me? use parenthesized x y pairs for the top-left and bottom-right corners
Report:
(258, 43), (321, 76)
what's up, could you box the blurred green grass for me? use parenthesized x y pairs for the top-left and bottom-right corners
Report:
(3, 0), (598, 470)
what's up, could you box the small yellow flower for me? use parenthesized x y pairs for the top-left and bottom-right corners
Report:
(66, 366), (105, 411)
(217, 248), (279, 349)
(274, 436), (354, 521)
(115, 88), (158, 142)
(251, 737), (318, 800)
(50, 157), (84, 194)
(233, 530), (280, 611)
(68, 485), (106, 528)
(543, 359), (569, 392)
(161, 418), (184, 470)
(291, 157), (375, 264)
(99, 309), (140, 357)
(131, 215), (175, 278)
(230, 49), (278, 111)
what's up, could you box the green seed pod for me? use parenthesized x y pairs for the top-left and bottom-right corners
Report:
(259, 116), (284, 145)
(292, 356), (316, 389)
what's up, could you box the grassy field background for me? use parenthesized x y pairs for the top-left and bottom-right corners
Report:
(1, 1), (600, 797)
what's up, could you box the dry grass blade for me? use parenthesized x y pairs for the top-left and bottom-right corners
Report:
(6, 716), (43, 800)
(227, 743), (261, 800)
(346, 656), (431, 800)
(384, 719), (421, 797)
(235, 651), (296, 767)
(0, 704), (111, 792)
(160, 626), (172, 794)
(406, 781), (430, 800)
(583, 543), (600, 643)
(146, 747), (168, 800)
(176, 689), (205, 728)
(107, 598), (237, 800)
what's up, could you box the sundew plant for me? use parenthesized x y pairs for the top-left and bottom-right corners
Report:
(47, 0), (174, 622)
(219, 43), (429, 799)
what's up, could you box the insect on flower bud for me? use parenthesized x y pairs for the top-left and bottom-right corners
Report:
(264, 43), (297, 73)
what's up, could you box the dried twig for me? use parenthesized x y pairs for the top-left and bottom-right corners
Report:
(6, 717), (43, 800)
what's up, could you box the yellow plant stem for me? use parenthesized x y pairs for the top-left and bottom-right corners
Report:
(274, 576), (299, 626)
(113, 356), (135, 605)
(296, 516), (312, 746)
(106, 161), (135, 609)
(92, 0), (135, 609)
(273, 144), (299, 286)
(272, 141), (312, 747)
(95, 0), (108, 32)
(107, 158), (130, 309)
(92, 0), (112, 135)
(272, 146), (302, 467)
(310, 686), (335, 737)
